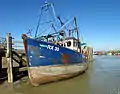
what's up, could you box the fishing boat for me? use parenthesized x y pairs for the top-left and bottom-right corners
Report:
(22, 1), (88, 86)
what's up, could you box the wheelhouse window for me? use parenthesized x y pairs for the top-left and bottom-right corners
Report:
(67, 41), (71, 47)
(61, 44), (63, 46)
(64, 43), (66, 47)
(73, 41), (78, 47)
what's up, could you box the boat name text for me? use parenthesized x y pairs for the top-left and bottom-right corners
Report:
(47, 45), (59, 51)
(39, 44), (59, 51)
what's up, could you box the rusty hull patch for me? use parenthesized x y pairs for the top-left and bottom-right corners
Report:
(60, 53), (70, 64)
(22, 34), (29, 63)
(22, 34), (28, 53)
(30, 46), (40, 57)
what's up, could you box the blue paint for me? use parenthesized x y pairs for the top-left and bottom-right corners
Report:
(26, 37), (86, 67)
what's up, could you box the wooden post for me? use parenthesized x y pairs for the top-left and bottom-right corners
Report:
(87, 46), (93, 62)
(0, 55), (2, 73)
(6, 33), (13, 83)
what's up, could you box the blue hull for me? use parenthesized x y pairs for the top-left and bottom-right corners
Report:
(23, 36), (86, 67)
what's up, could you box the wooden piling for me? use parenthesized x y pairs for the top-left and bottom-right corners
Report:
(0, 55), (2, 73)
(87, 46), (93, 62)
(6, 33), (13, 83)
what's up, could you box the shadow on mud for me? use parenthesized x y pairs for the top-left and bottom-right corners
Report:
(0, 67), (28, 84)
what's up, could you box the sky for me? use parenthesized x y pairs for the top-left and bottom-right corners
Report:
(0, 0), (120, 51)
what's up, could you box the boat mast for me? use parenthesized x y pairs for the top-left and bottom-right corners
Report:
(51, 3), (58, 22)
(74, 17), (79, 41)
(74, 17), (81, 52)
(35, 1), (59, 38)
(35, 8), (43, 37)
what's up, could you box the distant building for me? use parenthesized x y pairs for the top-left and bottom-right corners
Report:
(94, 51), (104, 55)
(107, 52), (112, 56)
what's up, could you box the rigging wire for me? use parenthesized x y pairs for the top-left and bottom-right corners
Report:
(35, 8), (43, 37)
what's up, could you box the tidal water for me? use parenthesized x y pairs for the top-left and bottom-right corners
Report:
(0, 55), (120, 94)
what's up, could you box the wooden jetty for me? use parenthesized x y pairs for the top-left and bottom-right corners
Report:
(0, 33), (27, 83)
